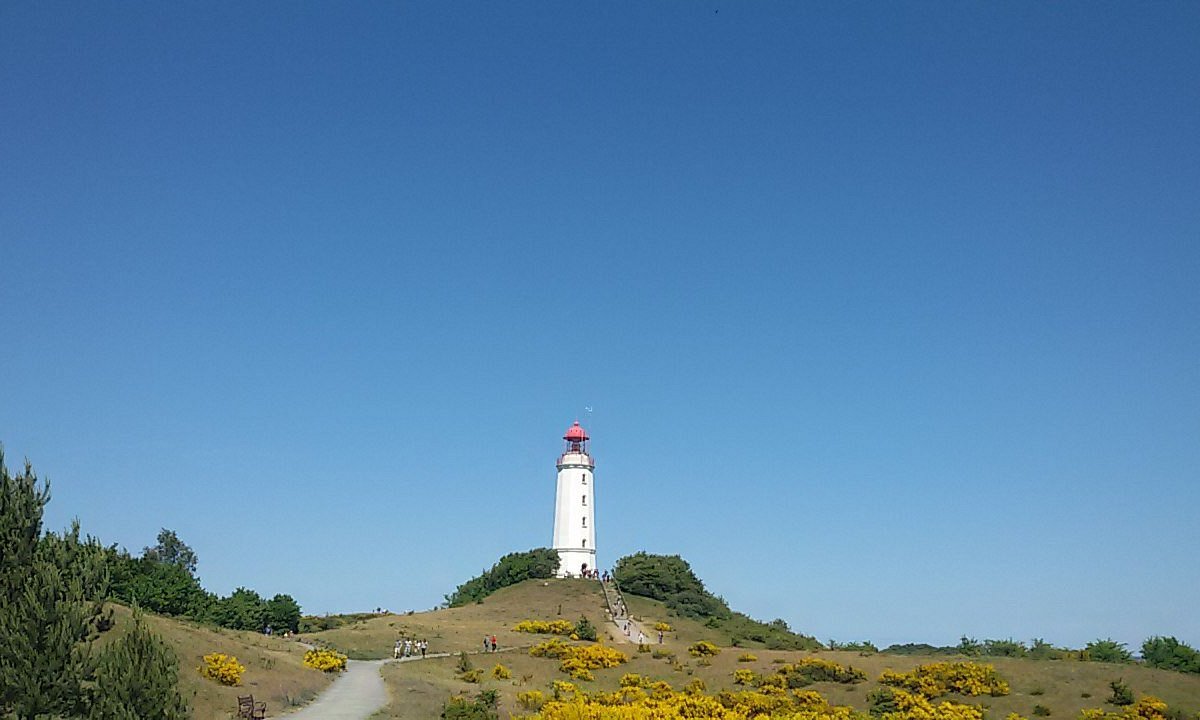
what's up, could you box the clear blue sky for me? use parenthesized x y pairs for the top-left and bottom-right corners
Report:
(2, 2), (1197, 651)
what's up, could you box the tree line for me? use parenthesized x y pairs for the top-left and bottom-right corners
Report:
(0, 448), (306, 719)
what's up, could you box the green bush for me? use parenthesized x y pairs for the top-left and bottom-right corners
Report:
(1108, 679), (1135, 706)
(445, 549), (560, 607)
(1033, 705), (1051, 716)
(1142, 637), (1200, 674)
(441, 690), (498, 720)
(1087, 639), (1133, 663)
(573, 616), (597, 641)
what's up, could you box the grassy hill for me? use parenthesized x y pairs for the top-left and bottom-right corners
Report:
(301, 579), (1200, 720)
(104, 603), (333, 718)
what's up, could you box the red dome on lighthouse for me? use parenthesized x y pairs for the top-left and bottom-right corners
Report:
(563, 421), (589, 442)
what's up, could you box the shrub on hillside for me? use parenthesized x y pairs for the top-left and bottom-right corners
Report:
(199, 653), (245, 686)
(1141, 637), (1200, 674)
(689, 641), (721, 657)
(574, 616), (597, 641)
(491, 663), (511, 680)
(441, 690), (498, 720)
(773, 658), (867, 685)
(303, 648), (347, 673)
(1108, 680), (1136, 707)
(514, 619), (575, 635)
(445, 549), (560, 607)
(880, 662), (1009, 697)
(1086, 640), (1133, 664)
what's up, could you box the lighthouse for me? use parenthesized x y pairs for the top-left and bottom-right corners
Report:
(552, 420), (596, 578)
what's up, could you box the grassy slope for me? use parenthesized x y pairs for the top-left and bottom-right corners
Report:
(104, 604), (333, 719)
(306, 578), (608, 660)
(332, 579), (1200, 720)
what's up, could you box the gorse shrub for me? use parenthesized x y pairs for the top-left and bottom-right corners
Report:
(1080, 696), (1171, 720)
(880, 662), (1010, 698)
(738, 653), (758, 662)
(303, 648), (347, 672)
(689, 641), (721, 657)
(514, 620), (576, 635)
(530, 639), (629, 680)
(198, 653), (245, 686)
(491, 663), (511, 680)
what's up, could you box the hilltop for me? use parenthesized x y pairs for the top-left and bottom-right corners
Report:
(305, 579), (1200, 720)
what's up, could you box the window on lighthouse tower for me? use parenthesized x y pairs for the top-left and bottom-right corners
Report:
(582, 517), (587, 528)
(582, 495), (586, 505)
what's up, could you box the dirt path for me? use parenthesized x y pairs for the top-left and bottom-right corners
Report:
(280, 648), (523, 719)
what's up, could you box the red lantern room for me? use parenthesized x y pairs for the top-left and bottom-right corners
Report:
(563, 420), (589, 455)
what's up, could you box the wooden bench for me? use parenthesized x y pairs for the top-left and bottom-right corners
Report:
(237, 694), (266, 719)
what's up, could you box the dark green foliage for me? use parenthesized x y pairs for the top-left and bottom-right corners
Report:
(868, 687), (900, 716)
(1088, 639), (1133, 664)
(265, 594), (302, 634)
(1108, 679), (1135, 706)
(1029, 639), (1070, 661)
(984, 639), (1028, 657)
(87, 609), (189, 720)
(574, 616), (597, 641)
(109, 553), (211, 618)
(1033, 705), (1052, 716)
(613, 553), (730, 620)
(613, 552), (821, 650)
(882, 643), (959, 656)
(142, 529), (198, 575)
(441, 689), (498, 720)
(957, 636), (983, 656)
(208, 588), (267, 632)
(779, 659), (866, 685)
(1142, 636), (1200, 674)
(0, 451), (111, 720)
(456, 651), (472, 673)
(445, 549), (560, 607)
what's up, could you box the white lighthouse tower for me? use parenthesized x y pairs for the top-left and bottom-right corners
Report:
(552, 420), (596, 578)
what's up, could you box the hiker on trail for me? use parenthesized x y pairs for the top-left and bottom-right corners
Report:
(483, 636), (489, 653)
(404, 639), (412, 657)
(420, 639), (427, 658)
(394, 640), (402, 659)
(490, 635), (498, 652)
(658, 630), (664, 644)
(638, 631), (646, 645)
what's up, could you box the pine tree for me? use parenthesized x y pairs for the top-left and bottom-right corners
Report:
(88, 608), (189, 720)
(1, 451), (110, 719)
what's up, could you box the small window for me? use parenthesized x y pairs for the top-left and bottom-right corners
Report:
(582, 517), (587, 528)
(581, 474), (587, 484)
(582, 539), (587, 548)
(582, 495), (587, 506)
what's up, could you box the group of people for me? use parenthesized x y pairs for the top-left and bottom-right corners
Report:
(393, 638), (428, 659)
(483, 634), (498, 653)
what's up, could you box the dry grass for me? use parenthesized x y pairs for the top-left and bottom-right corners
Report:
(307, 578), (609, 659)
(352, 579), (1200, 719)
(104, 604), (333, 718)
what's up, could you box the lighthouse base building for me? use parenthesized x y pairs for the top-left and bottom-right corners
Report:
(552, 421), (596, 578)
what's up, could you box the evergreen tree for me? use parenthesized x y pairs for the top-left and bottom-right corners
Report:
(0, 450), (109, 720)
(87, 608), (189, 720)
(142, 529), (198, 575)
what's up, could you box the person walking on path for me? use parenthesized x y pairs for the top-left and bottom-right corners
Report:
(490, 635), (498, 653)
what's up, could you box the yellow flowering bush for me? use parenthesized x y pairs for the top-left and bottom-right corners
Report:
(879, 688), (985, 720)
(879, 662), (1009, 697)
(515, 619), (577, 635)
(492, 663), (512, 679)
(530, 638), (574, 658)
(620, 673), (645, 688)
(303, 648), (348, 673)
(1078, 696), (1170, 720)
(518, 690), (547, 710)
(738, 652), (759, 662)
(199, 653), (245, 686)
(516, 681), (868, 720)
(733, 669), (758, 685)
(532, 639), (629, 680)
(689, 641), (721, 657)
(654, 622), (674, 632)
